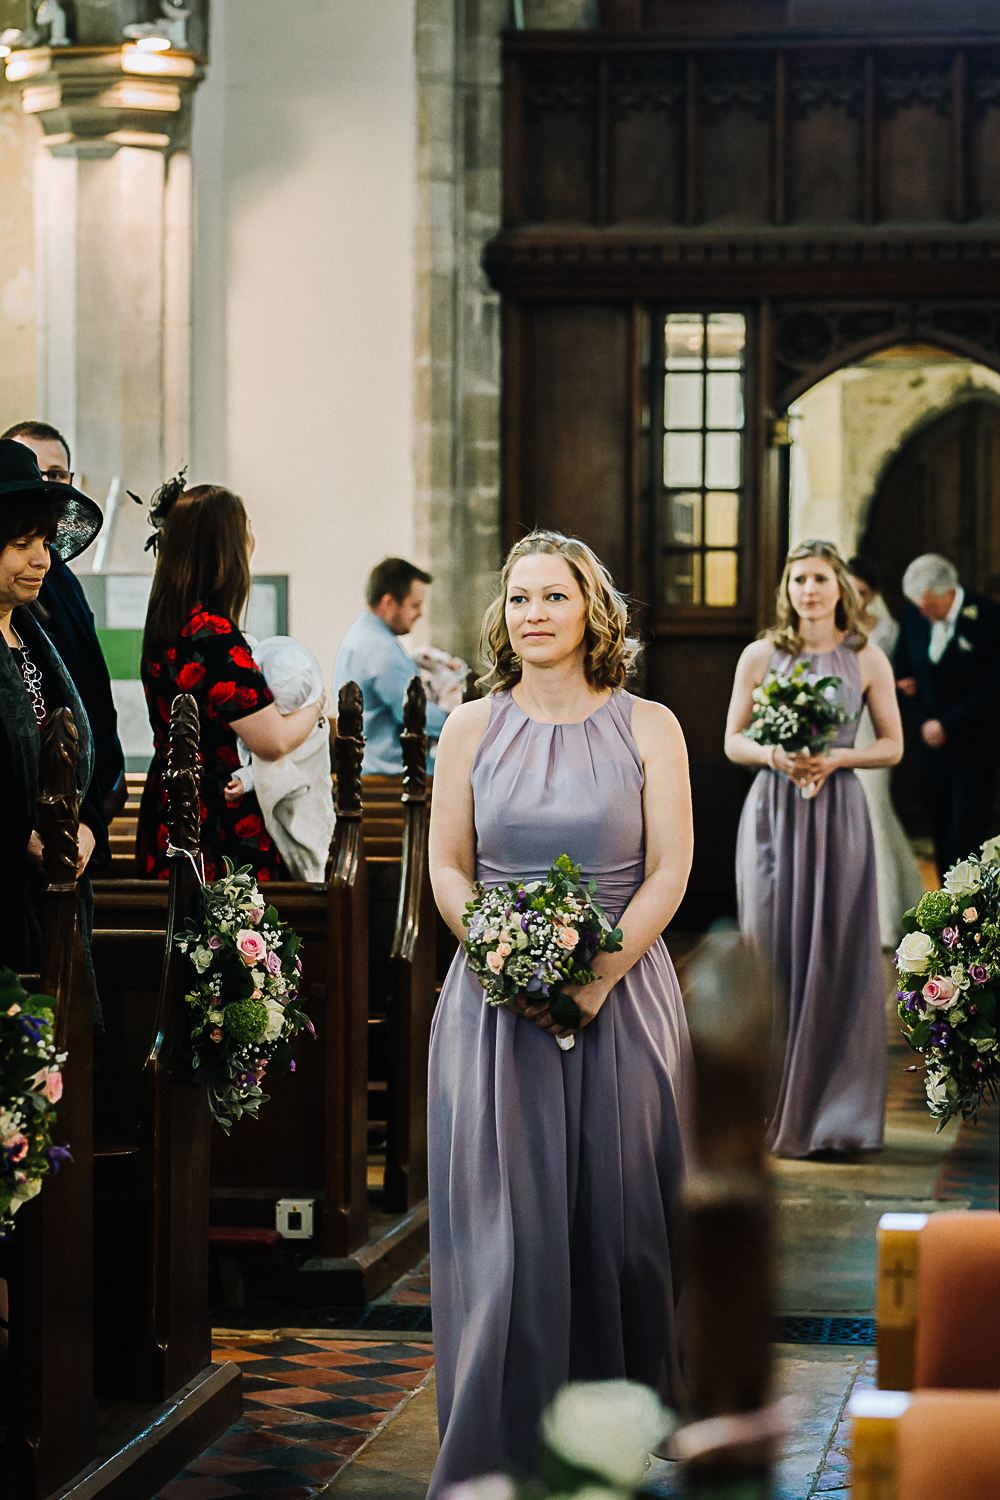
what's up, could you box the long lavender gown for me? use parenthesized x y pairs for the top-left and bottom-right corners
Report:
(736, 645), (886, 1159)
(427, 691), (693, 1496)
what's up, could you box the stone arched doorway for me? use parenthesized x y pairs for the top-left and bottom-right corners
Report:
(858, 398), (1000, 621)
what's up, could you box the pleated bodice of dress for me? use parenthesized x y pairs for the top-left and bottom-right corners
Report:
(471, 689), (645, 918)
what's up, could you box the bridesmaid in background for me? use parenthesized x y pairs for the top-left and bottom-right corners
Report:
(724, 541), (903, 1158)
(847, 556), (925, 947)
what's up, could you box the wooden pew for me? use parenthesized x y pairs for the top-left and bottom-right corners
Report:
(209, 683), (373, 1283)
(3, 709), (95, 1499)
(88, 695), (240, 1459)
(383, 678), (438, 1212)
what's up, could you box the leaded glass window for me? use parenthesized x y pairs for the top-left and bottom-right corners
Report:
(658, 312), (746, 609)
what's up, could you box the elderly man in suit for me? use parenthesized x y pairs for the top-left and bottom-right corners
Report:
(895, 553), (1000, 879)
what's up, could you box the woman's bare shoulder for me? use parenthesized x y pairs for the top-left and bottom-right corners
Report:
(740, 637), (774, 672)
(435, 695), (493, 756)
(629, 696), (686, 761)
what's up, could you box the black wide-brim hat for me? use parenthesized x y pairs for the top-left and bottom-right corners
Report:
(0, 437), (104, 563)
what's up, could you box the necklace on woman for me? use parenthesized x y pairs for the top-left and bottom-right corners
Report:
(12, 631), (46, 725)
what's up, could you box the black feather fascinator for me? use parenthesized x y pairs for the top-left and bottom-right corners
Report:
(130, 468), (187, 555)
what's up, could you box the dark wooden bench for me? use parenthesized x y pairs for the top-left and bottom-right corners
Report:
(5, 710), (96, 1499)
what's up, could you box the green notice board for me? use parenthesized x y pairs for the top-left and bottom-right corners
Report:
(96, 628), (144, 680)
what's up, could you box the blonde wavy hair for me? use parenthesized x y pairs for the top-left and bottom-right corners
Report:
(767, 539), (868, 657)
(478, 530), (640, 694)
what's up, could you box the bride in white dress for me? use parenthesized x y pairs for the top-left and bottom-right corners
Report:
(848, 558), (926, 946)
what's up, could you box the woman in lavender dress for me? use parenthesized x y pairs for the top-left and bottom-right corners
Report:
(725, 541), (904, 1159)
(426, 531), (693, 1494)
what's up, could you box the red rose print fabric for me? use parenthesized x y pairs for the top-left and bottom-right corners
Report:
(136, 604), (284, 882)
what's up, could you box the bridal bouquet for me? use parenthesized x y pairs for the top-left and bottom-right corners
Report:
(463, 855), (623, 1051)
(743, 660), (852, 798)
(175, 859), (311, 1129)
(895, 846), (1000, 1127)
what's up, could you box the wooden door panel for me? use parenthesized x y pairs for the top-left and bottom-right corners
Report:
(511, 303), (632, 588)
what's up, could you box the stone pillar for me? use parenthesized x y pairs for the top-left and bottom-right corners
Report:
(415, 0), (508, 665)
(5, 27), (205, 568)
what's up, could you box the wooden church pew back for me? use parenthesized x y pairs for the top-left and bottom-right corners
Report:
(6, 710), (96, 1499)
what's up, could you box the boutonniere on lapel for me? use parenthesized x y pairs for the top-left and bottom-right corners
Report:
(962, 604), (979, 621)
(958, 635), (975, 652)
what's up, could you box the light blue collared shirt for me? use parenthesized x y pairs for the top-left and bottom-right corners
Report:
(333, 610), (448, 775)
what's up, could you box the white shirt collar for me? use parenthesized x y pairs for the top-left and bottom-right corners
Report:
(927, 586), (965, 664)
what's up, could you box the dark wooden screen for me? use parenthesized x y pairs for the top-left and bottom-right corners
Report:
(490, 1), (1000, 921)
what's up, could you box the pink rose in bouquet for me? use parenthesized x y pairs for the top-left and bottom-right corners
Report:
(922, 975), (958, 1009)
(236, 929), (267, 966)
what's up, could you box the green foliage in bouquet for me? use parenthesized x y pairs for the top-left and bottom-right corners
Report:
(463, 854), (623, 1033)
(895, 847), (1000, 1127)
(742, 660), (852, 755)
(0, 967), (71, 1236)
(175, 859), (312, 1129)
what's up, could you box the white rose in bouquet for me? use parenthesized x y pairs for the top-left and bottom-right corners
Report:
(540, 1380), (674, 1489)
(943, 861), (981, 897)
(895, 931), (938, 975)
(443, 1477), (516, 1500)
(263, 998), (285, 1042)
(982, 836), (1000, 864)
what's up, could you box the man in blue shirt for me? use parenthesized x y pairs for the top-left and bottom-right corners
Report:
(334, 557), (449, 774)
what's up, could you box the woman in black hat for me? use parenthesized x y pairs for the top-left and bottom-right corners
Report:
(0, 438), (106, 971)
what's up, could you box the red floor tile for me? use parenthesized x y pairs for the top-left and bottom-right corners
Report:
(185, 1455), (272, 1477)
(158, 1479), (244, 1500)
(243, 1386), (336, 1408)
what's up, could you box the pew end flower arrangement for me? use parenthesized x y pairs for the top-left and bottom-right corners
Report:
(444, 1379), (675, 1500)
(895, 842), (1000, 1128)
(462, 855), (623, 1052)
(742, 660), (852, 799)
(175, 859), (311, 1129)
(0, 967), (71, 1236)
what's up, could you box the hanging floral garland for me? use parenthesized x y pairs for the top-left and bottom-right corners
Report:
(175, 860), (311, 1129)
(895, 844), (1000, 1127)
(0, 967), (72, 1235)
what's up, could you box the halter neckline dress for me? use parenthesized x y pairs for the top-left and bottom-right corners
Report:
(427, 689), (692, 1495)
(736, 644), (886, 1158)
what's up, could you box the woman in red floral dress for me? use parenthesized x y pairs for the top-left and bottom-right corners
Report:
(136, 484), (324, 882)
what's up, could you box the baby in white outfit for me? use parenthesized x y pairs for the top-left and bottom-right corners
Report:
(225, 635), (334, 883)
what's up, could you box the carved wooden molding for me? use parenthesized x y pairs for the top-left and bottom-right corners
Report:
(400, 678), (429, 805)
(609, 57), (685, 120)
(334, 681), (365, 820)
(969, 64), (1000, 114)
(700, 64), (774, 123)
(877, 63), (953, 119)
(772, 298), (1000, 405)
(38, 707), (79, 890)
(484, 228), (1000, 298)
(166, 692), (201, 855)
(788, 60), (865, 120)
(523, 57), (598, 119)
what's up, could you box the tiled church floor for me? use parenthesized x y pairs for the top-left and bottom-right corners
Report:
(158, 1336), (434, 1500)
(163, 986), (997, 1500)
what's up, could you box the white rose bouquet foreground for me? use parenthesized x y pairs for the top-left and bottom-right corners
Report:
(462, 855), (623, 1052)
(175, 859), (312, 1129)
(444, 1380), (675, 1500)
(742, 660), (853, 798)
(0, 967), (72, 1236)
(894, 843), (1000, 1127)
